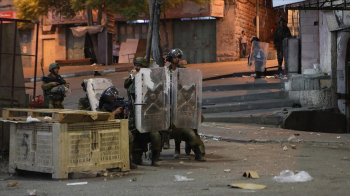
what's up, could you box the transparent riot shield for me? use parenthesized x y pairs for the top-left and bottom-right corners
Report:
(135, 68), (171, 133)
(84, 78), (114, 111)
(172, 68), (202, 129)
(248, 41), (269, 72)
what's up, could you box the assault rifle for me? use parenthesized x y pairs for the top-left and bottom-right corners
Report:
(42, 75), (67, 85)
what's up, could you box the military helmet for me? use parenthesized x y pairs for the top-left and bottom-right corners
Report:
(49, 85), (65, 100)
(133, 57), (148, 67)
(166, 48), (183, 62)
(49, 63), (60, 72)
(250, 36), (260, 43)
(101, 86), (119, 102)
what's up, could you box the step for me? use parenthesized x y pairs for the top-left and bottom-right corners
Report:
(202, 89), (287, 103)
(202, 99), (298, 114)
(203, 107), (291, 125)
(203, 82), (285, 92)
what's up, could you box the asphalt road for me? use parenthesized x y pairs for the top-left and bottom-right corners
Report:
(1, 140), (350, 196)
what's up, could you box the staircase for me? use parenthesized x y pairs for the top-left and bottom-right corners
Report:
(202, 77), (300, 126)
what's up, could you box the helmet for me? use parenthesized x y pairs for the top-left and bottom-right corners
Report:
(166, 48), (183, 62)
(250, 36), (260, 43)
(101, 86), (119, 102)
(49, 85), (65, 100)
(278, 17), (287, 24)
(49, 63), (60, 72)
(81, 82), (86, 92)
(133, 57), (148, 67)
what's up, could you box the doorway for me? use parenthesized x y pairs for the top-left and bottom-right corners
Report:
(42, 39), (55, 68)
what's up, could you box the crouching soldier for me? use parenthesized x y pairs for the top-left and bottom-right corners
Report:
(78, 82), (91, 111)
(98, 86), (138, 169)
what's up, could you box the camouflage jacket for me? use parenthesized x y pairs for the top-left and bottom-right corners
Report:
(78, 94), (91, 111)
(49, 100), (64, 109)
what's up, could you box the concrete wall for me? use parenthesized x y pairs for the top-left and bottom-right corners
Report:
(300, 10), (319, 70)
(319, 12), (332, 74)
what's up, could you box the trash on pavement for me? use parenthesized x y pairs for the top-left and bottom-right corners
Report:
(273, 170), (313, 183)
(7, 182), (19, 187)
(179, 161), (184, 165)
(288, 135), (296, 141)
(337, 136), (341, 139)
(291, 145), (296, 149)
(27, 189), (36, 196)
(213, 138), (220, 141)
(294, 133), (300, 136)
(132, 178), (137, 181)
(187, 172), (193, 175)
(26, 116), (40, 122)
(228, 183), (266, 190)
(260, 127), (265, 130)
(283, 146), (288, 151)
(224, 169), (231, 173)
(174, 175), (194, 182)
(243, 171), (260, 179)
(66, 182), (88, 186)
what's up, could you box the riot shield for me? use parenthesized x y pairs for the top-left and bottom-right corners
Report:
(84, 78), (114, 111)
(248, 41), (269, 72)
(135, 68), (171, 133)
(172, 68), (202, 129)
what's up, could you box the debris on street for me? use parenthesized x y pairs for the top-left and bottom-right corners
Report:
(66, 182), (88, 186)
(174, 175), (194, 182)
(27, 189), (37, 196)
(283, 146), (288, 151)
(243, 171), (260, 179)
(7, 182), (19, 187)
(273, 170), (313, 183)
(224, 169), (231, 173)
(291, 145), (297, 149)
(228, 183), (266, 190)
(337, 136), (341, 139)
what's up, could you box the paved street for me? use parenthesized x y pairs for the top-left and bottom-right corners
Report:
(0, 67), (345, 195)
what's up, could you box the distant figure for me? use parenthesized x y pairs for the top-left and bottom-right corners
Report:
(248, 36), (266, 79)
(113, 40), (120, 64)
(240, 31), (248, 57)
(273, 17), (291, 71)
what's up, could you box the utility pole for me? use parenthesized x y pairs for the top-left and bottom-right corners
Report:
(256, 0), (259, 38)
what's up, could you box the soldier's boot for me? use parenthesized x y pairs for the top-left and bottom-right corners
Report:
(185, 142), (192, 155)
(254, 71), (261, 79)
(278, 62), (283, 71)
(151, 150), (160, 166)
(193, 145), (206, 162)
(132, 151), (143, 165)
(163, 141), (170, 149)
(174, 142), (181, 159)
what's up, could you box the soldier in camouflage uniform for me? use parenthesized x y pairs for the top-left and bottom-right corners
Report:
(41, 63), (67, 108)
(49, 85), (65, 109)
(166, 48), (206, 162)
(125, 57), (162, 166)
(78, 82), (91, 111)
(98, 86), (137, 169)
(273, 17), (291, 71)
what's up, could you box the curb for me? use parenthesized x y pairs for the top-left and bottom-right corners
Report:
(24, 66), (133, 83)
(199, 133), (350, 144)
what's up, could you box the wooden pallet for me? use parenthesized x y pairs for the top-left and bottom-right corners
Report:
(2, 108), (114, 123)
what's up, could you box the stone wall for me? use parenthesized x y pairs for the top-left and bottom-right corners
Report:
(216, 0), (281, 61)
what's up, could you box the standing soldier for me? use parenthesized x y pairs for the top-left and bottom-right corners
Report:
(125, 57), (162, 166)
(273, 17), (291, 71)
(41, 63), (67, 108)
(49, 85), (66, 109)
(78, 82), (91, 111)
(166, 48), (206, 162)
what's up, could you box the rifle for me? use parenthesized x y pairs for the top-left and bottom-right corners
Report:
(40, 59), (44, 76)
(42, 75), (67, 85)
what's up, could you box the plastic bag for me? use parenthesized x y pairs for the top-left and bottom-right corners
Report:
(174, 175), (194, 182)
(26, 116), (41, 122)
(273, 170), (313, 183)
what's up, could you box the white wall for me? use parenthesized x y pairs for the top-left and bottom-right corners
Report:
(319, 12), (332, 74)
(300, 10), (319, 70)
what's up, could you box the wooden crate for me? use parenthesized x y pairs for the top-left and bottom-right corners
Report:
(2, 108), (114, 123)
(8, 120), (130, 179)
